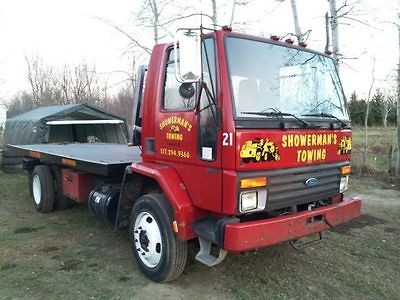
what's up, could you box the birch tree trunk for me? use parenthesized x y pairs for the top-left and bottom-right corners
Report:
(290, 0), (304, 44)
(149, 0), (160, 44)
(363, 58), (376, 166)
(397, 13), (400, 177)
(329, 0), (340, 70)
(211, 0), (217, 29)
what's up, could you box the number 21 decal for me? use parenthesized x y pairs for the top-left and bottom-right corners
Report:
(222, 132), (233, 146)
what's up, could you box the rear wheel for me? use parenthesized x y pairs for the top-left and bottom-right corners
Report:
(31, 165), (55, 213)
(129, 194), (187, 282)
(0, 157), (22, 165)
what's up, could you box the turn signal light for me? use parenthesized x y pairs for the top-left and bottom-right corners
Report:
(341, 166), (351, 175)
(240, 177), (267, 189)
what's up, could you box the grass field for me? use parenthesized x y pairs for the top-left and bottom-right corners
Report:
(1, 171), (399, 299)
(351, 126), (398, 176)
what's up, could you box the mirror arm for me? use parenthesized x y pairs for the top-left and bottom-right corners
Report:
(196, 81), (221, 128)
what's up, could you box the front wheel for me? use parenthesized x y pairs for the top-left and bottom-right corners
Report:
(129, 194), (187, 282)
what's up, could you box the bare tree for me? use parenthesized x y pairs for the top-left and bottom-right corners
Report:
(230, 0), (253, 27)
(397, 8), (400, 177)
(211, 0), (217, 29)
(25, 56), (60, 106)
(59, 65), (72, 104)
(381, 90), (395, 128)
(289, 0), (304, 44)
(363, 57), (376, 166)
(325, 11), (331, 54)
(326, 0), (370, 70)
(276, 0), (306, 44)
(328, 0), (340, 68)
(5, 91), (35, 117)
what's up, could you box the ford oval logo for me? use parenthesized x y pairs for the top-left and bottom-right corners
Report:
(305, 177), (319, 187)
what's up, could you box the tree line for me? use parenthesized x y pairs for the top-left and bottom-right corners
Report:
(5, 56), (135, 130)
(348, 89), (397, 127)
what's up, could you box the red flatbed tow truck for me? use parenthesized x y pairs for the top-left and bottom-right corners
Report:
(8, 27), (361, 282)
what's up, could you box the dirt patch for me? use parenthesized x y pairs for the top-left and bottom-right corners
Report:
(118, 276), (130, 282)
(332, 214), (386, 234)
(59, 259), (81, 272)
(14, 226), (44, 234)
(1, 263), (17, 271)
(384, 227), (400, 234)
(42, 245), (67, 253)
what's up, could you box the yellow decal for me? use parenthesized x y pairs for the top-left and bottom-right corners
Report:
(281, 133), (338, 163)
(159, 116), (192, 132)
(160, 148), (191, 159)
(281, 133), (337, 148)
(296, 149), (326, 163)
(158, 116), (193, 159)
(337, 136), (352, 155)
(166, 125), (184, 141)
(240, 138), (280, 163)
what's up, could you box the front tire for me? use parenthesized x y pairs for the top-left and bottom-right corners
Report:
(129, 194), (187, 282)
(31, 165), (55, 213)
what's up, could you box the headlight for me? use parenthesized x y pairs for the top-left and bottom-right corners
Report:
(340, 176), (349, 193)
(240, 191), (258, 212)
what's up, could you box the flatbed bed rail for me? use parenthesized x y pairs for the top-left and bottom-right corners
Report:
(8, 143), (142, 176)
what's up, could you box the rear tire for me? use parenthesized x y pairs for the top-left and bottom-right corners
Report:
(129, 193), (187, 282)
(0, 157), (22, 165)
(0, 163), (23, 173)
(31, 165), (55, 213)
(1, 150), (21, 158)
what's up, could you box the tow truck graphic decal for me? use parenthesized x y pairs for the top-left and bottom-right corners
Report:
(240, 138), (280, 163)
(337, 136), (352, 155)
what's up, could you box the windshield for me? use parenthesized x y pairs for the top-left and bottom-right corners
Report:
(225, 36), (349, 120)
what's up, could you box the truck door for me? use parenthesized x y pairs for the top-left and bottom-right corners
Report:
(155, 38), (222, 213)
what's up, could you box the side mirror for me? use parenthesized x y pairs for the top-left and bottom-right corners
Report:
(175, 28), (201, 83)
(179, 83), (195, 99)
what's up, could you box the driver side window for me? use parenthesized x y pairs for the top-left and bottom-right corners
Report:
(163, 49), (196, 110)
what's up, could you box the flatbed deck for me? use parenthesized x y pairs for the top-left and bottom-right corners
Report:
(9, 143), (142, 176)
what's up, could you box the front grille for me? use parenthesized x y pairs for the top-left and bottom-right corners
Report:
(265, 163), (345, 211)
(237, 162), (348, 213)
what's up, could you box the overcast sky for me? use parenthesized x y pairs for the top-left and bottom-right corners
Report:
(0, 0), (398, 101)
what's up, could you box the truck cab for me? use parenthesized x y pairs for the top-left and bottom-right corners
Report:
(129, 28), (361, 279)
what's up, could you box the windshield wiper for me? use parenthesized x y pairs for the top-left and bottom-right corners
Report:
(301, 113), (348, 128)
(242, 109), (311, 128)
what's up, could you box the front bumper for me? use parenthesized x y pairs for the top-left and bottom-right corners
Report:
(224, 197), (361, 252)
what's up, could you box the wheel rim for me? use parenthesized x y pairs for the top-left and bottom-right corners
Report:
(133, 211), (162, 268)
(32, 175), (41, 205)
